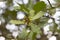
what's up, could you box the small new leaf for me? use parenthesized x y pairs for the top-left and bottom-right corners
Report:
(17, 3), (29, 14)
(31, 11), (45, 20)
(9, 20), (25, 24)
(29, 10), (35, 17)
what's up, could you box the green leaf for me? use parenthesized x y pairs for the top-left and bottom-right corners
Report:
(55, 0), (60, 2)
(49, 22), (58, 32)
(57, 29), (60, 33)
(27, 0), (34, 10)
(31, 11), (45, 20)
(29, 10), (35, 17)
(28, 23), (40, 40)
(7, 0), (12, 6)
(39, 17), (49, 27)
(28, 31), (33, 40)
(33, 1), (46, 12)
(28, 31), (36, 40)
(53, 23), (58, 32)
(19, 28), (28, 39)
(17, 3), (29, 14)
(30, 23), (40, 33)
(9, 20), (25, 24)
(3, 9), (17, 22)
(49, 8), (56, 15)
(14, 6), (21, 10)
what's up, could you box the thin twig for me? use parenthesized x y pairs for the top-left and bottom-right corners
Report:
(47, 0), (53, 8)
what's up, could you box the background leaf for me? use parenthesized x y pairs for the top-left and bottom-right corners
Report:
(33, 1), (46, 13)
